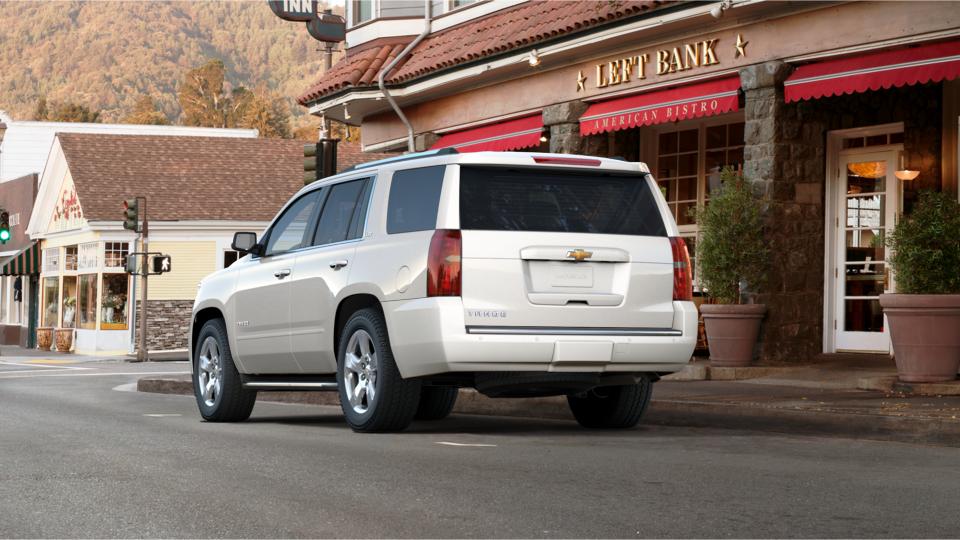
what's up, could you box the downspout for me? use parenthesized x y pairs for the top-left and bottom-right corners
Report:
(378, 0), (432, 153)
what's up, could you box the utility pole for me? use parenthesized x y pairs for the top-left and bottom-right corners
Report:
(138, 196), (148, 363)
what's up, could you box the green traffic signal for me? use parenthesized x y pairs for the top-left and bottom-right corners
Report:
(0, 211), (9, 244)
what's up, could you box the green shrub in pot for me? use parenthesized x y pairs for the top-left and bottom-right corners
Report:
(880, 190), (960, 383)
(694, 167), (769, 366)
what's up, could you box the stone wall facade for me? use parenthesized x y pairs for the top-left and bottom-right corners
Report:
(133, 299), (193, 351)
(740, 63), (943, 363)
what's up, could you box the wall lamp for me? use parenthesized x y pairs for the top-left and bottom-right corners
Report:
(895, 150), (919, 181)
(710, 0), (733, 19)
(527, 49), (541, 68)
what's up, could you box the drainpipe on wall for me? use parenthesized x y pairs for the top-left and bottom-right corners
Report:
(378, 0), (432, 153)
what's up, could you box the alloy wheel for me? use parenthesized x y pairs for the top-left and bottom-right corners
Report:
(197, 336), (223, 407)
(343, 329), (378, 414)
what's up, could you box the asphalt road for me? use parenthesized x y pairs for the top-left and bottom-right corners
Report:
(1, 359), (959, 538)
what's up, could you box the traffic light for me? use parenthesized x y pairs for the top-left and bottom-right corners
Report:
(123, 198), (139, 231)
(0, 212), (9, 244)
(304, 143), (319, 184)
(303, 139), (339, 184)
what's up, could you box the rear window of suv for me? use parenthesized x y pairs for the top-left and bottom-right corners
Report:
(459, 166), (667, 236)
(387, 166), (445, 234)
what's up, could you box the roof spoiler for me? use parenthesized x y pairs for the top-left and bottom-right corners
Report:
(341, 147), (458, 173)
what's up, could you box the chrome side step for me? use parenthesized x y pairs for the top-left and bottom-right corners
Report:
(241, 379), (338, 391)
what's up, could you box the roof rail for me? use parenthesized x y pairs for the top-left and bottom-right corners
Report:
(342, 147), (458, 173)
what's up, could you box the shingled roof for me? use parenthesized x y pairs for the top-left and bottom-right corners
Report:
(299, 0), (665, 106)
(57, 133), (306, 222)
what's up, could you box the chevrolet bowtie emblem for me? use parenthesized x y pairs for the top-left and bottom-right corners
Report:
(566, 249), (593, 262)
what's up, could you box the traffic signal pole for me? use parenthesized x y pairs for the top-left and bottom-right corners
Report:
(138, 196), (148, 363)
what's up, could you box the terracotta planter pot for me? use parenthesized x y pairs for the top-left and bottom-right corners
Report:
(879, 294), (960, 383)
(36, 327), (53, 351)
(700, 304), (766, 367)
(55, 328), (74, 353)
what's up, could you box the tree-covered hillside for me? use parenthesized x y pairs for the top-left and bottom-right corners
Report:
(0, 0), (336, 126)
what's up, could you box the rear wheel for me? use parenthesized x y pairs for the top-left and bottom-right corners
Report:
(415, 387), (459, 420)
(337, 308), (421, 432)
(567, 377), (652, 429)
(194, 319), (256, 422)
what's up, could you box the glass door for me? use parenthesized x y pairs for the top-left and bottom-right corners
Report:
(834, 150), (898, 352)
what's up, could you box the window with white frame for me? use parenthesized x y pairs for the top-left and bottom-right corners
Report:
(651, 117), (745, 290)
(63, 245), (78, 271)
(79, 242), (100, 271)
(104, 242), (129, 269)
(352, 0), (477, 26)
(43, 248), (59, 273)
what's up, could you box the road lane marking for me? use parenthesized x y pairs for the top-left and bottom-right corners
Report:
(0, 370), (189, 380)
(20, 359), (77, 364)
(143, 414), (182, 417)
(0, 360), (88, 370)
(435, 441), (497, 447)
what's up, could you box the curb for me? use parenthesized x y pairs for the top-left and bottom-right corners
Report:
(857, 375), (960, 396)
(137, 377), (960, 446)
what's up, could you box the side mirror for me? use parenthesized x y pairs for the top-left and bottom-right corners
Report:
(232, 232), (261, 256)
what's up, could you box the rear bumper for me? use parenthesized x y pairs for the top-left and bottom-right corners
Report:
(382, 297), (697, 378)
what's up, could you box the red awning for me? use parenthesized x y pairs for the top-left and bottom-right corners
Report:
(579, 77), (740, 136)
(785, 40), (960, 103)
(431, 115), (543, 152)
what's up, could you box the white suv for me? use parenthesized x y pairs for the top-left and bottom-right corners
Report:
(189, 150), (696, 432)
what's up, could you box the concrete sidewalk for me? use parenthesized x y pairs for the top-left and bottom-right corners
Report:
(137, 355), (960, 446)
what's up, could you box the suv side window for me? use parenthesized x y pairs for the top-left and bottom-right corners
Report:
(313, 178), (368, 246)
(263, 190), (322, 257)
(387, 166), (445, 234)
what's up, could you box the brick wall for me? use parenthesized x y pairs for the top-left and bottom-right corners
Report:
(132, 299), (192, 351)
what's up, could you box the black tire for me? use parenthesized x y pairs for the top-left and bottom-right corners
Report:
(415, 387), (459, 420)
(337, 308), (421, 432)
(566, 377), (652, 429)
(193, 318), (256, 422)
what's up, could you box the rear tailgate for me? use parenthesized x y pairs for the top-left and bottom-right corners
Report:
(457, 165), (676, 331)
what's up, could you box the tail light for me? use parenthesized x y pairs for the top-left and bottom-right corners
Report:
(669, 237), (692, 301)
(427, 229), (462, 297)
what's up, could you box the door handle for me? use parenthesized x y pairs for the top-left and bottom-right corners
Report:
(274, 269), (291, 279)
(329, 260), (348, 270)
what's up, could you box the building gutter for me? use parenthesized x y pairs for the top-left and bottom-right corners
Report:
(377, 0), (432, 153)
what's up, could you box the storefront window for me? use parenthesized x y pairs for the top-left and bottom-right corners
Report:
(656, 120), (745, 228)
(78, 274), (98, 330)
(42, 277), (59, 327)
(79, 242), (100, 271)
(104, 242), (129, 268)
(100, 274), (128, 330)
(43, 248), (59, 273)
(63, 246), (78, 271)
(62, 276), (78, 328)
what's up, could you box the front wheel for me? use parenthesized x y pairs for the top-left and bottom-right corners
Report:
(194, 319), (256, 422)
(567, 377), (652, 429)
(337, 308), (421, 432)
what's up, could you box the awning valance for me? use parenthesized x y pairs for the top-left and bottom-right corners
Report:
(431, 115), (543, 152)
(785, 40), (960, 103)
(579, 77), (741, 136)
(1, 242), (40, 276)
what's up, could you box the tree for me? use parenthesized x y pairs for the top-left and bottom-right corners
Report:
(178, 59), (230, 127)
(236, 85), (290, 138)
(33, 98), (101, 123)
(33, 97), (48, 121)
(121, 95), (170, 125)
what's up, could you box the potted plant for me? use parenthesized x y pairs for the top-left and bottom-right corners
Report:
(36, 327), (53, 351)
(695, 167), (769, 367)
(55, 327), (74, 352)
(879, 190), (960, 383)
